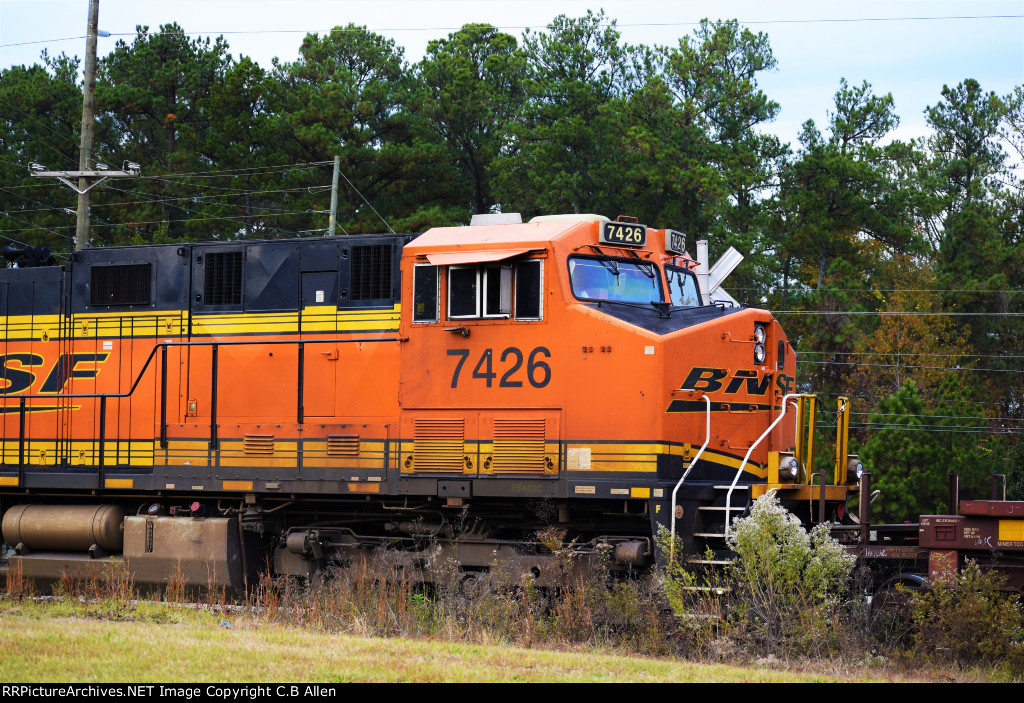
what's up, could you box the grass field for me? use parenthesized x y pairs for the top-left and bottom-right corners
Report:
(0, 599), (950, 683)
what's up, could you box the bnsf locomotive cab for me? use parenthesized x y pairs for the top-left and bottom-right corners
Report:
(399, 214), (796, 497)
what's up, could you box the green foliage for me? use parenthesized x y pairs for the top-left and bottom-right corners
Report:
(1007, 438), (1024, 500)
(860, 380), (1002, 521)
(415, 24), (526, 216)
(728, 491), (856, 656)
(910, 561), (1024, 671)
(775, 79), (919, 291)
(658, 19), (788, 303)
(0, 52), (82, 252)
(493, 10), (651, 217)
(94, 24), (233, 243)
(273, 24), (457, 235)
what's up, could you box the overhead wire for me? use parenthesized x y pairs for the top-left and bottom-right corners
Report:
(0, 97), (80, 160)
(738, 286), (1024, 295)
(817, 423), (1024, 435)
(796, 360), (1022, 373)
(0, 210), (70, 254)
(2, 13), (1021, 50)
(814, 390), (1012, 409)
(0, 158), (341, 235)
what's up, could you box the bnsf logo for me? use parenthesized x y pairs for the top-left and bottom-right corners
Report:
(0, 353), (109, 395)
(679, 366), (795, 396)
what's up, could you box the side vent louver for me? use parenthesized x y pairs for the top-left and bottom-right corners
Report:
(243, 434), (275, 455)
(327, 435), (360, 457)
(492, 419), (548, 473)
(412, 418), (465, 472)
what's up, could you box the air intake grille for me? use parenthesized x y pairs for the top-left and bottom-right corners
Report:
(327, 435), (360, 457)
(90, 263), (151, 306)
(492, 419), (548, 473)
(412, 418), (465, 472)
(204, 251), (243, 305)
(243, 434), (275, 455)
(351, 245), (392, 300)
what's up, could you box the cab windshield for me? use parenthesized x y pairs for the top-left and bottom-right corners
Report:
(569, 256), (663, 304)
(666, 266), (701, 307)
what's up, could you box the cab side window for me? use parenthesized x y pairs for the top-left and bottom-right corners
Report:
(483, 265), (513, 317)
(413, 264), (439, 322)
(448, 266), (480, 318)
(443, 259), (543, 322)
(514, 260), (542, 320)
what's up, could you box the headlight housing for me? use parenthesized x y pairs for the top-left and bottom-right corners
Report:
(779, 456), (800, 482)
(848, 457), (864, 482)
(754, 343), (766, 364)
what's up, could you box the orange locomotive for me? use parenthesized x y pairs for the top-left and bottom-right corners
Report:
(0, 214), (835, 588)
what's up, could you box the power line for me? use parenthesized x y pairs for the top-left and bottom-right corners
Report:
(745, 287), (1024, 295)
(0, 210), (70, 253)
(143, 161), (332, 180)
(3, 14), (1021, 50)
(851, 416), (1024, 426)
(776, 310), (1024, 317)
(796, 360), (1022, 373)
(0, 206), (329, 233)
(828, 423), (1023, 435)
(336, 168), (394, 234)
(797, 351), (1024, 359)
(146, 177), (329, 195)
(815, 390), (1013, 409)
(8, 184), (332, 213)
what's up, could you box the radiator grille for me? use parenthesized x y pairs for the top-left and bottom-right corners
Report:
(412, 418), (465, 472)
(351, 245), (392, 300)
(327, 434), (360, 457)
(204, 251), (243, 305)
(491, 419), (548, 473)
(90, 263), (151, 306)
(243, 434), (275, 455)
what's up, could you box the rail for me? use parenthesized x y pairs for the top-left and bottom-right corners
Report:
(834, 396), (850, 484)
(1, 336), (399, 486)
(669, 393), (710, 565)
(723, 393), (799, 541)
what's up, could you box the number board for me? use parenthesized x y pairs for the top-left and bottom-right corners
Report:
(601, 222), (647, 247)
(664, 229), (686, 255)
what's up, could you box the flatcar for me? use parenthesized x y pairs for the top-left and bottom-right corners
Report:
(0, 213), (852, 589)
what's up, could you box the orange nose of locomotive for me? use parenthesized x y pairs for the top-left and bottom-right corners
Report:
(660, 308), (796, 482)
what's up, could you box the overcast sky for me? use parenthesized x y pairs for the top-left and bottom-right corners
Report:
(1, 0), (1022, 147)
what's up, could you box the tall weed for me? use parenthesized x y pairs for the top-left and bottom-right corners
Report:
(728, 492), (856, 656)
(910, 561), (1024, 672)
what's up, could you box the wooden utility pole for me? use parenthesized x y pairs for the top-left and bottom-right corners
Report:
(328, 155), (340, 236)
(30, 0), (138, 252)
(76, 0), (100, 251)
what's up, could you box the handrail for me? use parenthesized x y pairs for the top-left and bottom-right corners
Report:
(0, 336), (399, 404)
(834, 396), (849, 484)
(723, 393), (799, 541)
(669, 393), (710, 565)
(1, 335), (400, 477)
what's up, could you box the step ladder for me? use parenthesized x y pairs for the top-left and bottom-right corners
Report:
(681, 484), (753, 594)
